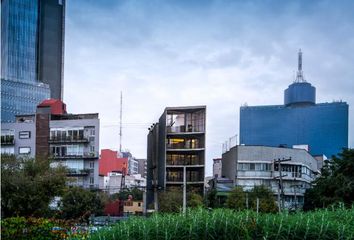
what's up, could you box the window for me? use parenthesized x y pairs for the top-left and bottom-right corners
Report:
(90, 145), (95, 152)
(19, 131), (31, 139)
(89, 161), (94, 169)
(1, 147), (14, 154)
(90, 129), (95, 136)
(19, 147), (31, 154)
(90, 177), (94, 184)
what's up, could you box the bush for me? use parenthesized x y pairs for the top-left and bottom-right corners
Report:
(60, 187), (104, 221)
(1, 217), (68, 240)
(1, 217), (89, 240)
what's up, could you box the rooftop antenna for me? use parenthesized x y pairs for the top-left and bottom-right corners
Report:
(295, 49), (305, 82)
(119, 91), (123, 153)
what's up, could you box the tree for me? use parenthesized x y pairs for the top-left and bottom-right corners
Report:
(1, 155), (67, 217)
(60, 187), (104, 220)
(188, 192), (203, 208)
(115, 187), (143, 201)
(158, 189), (183, 213)
(304, 148), (354, 210)
(225, 186), (245, 210)
(249, 185), (277, 213)
(205, 188), (219, 208)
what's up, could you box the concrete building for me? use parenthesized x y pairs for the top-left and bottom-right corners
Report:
(101, 172), (124, 195)
(121, 151), (139, 175)
(1, 99), (100, 189)
(1, 0), (66, 122)
(240, 50), (348, 158)
(99, 149), (128, 176)
(147, 106), (206, 209)
(213, 158), (222, 178)
(222, 145), (320, 209)
(137, 158), (147, 178)
(1, 119), (36, 157)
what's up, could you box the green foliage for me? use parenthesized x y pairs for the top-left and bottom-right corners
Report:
(90, 207), (354, 240)
(225, 186), (245, 210)
(60, 187), (104, 221)
(188, 193), (203, 208)
(158, 189), (183, 213)
(204, 188), (219, 208)
(0, 217), (79, 240)
(304, 148), (354, 210)
(226, 185), (277, 213)
(1, 155), (67, 217)
(249, 185), (278, 213)
(114, 187), (143, 201)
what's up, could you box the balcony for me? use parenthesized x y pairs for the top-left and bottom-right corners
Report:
(1, 135), (15, 145)
(167, 125), (204, 134)
(49, 136), (89, 144)
(52, 151), (98, 160)
(67, 168), (90, 176)
(166, 142), (204, 151)
(166, 168), (204, 183)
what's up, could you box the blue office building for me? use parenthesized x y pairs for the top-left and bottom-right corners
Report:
(1, 0), (65, 122)
(240, 50), (349, 158)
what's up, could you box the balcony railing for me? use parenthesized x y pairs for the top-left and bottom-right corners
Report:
(52, 151), (98, 159)
(49, 136), (89, 143)
(167, 125), (204, 134)
(166, 172), (204, 182)
(1, 136), (15, 145)
(67, 168), (90, 176)
(166, 159), (204, 166)
(166, 143), (203, 150)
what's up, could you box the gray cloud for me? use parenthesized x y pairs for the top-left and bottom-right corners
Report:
(64, 0), (354, 175)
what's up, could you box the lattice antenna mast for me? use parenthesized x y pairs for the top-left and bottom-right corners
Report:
(295, 49), (305, 82)
(119, 91), (123, 153)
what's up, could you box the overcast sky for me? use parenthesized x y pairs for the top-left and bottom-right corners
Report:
(63, 0), (353, 176)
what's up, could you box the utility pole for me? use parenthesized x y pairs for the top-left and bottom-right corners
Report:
(274, 157), (291, 211)
(183, 166), (187, 214)
(119, 91), (123, 153)
(291, 183), (302, 210)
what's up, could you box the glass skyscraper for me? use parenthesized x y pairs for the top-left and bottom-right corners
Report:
(1, 0), (65, 123)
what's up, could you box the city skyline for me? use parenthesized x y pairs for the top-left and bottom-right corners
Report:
(63, 0), (354, 175)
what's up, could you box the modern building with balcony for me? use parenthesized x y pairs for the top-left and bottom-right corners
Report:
(221, 145), (320, 209)
(1, 99), (100, 189)
(147, 106), (206, 210)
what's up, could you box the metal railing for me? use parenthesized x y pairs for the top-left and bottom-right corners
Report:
(49, 136), (89, 143)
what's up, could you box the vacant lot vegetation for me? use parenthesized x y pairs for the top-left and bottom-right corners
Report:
(91, 207), (354, 240)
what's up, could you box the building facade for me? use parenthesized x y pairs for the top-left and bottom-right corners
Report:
(1, 99), (100, 189)
(99, 149), (128, 176)
(222, 145), (320, 209)
(239, 50), (348, 158)
(147, 106), (206, 209)
(137, 158), (147, 178)
(213, 158), (222, 178)
(1, 0), (65, 122)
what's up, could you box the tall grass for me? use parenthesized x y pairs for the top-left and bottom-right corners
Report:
(89, 207), (354, 240)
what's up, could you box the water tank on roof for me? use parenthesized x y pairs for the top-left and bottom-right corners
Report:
(284, 82), (316, 106)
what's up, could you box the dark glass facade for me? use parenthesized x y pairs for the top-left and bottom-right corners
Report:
(1, 79), (50, 122)
(1, 0), (39, 82)
(1, 0), (65, 122)
(240, 90), (348, 158)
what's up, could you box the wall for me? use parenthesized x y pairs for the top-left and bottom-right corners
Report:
(99, 149), (128, 176)
(1, 121), (36, 157)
